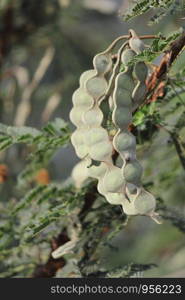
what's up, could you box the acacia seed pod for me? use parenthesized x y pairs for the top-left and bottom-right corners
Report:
(129, 29), (145, 54)
(133, 189), (156, 215)
(114, 131), (136, 154)
(93, 53), (112, 75)
(89, 141), (112, 162)
(79, 69), (96, 87)
(87, 162), (108, 179)
(103, 166), (125, 193)
(72, 88), (93, 108)
(70, 32), (157, 222)
(121, 48), (135, 65)
(86, 77), (108, 99)
(123, 159), (143, 185)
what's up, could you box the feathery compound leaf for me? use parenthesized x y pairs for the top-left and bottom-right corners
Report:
(124, 0), (152, 20)
(157, 200), (185, 233)
(10, 183), (86, 244)
(12, 185), (48, 214)
(0, 137), (13, 151)
(106, 263), (157, 278)
(12, 183), (82, 214)
(126, 29), (182, 69)
(0, 118), (70, 150)
(22, 192), (83, 241)
(124, 0), (174, 21)
(0, 118), (71, 184)
(148, 11), (167, 25)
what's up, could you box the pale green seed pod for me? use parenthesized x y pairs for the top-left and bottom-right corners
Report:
(70, 32), (157, 222)
(69, 107), (84, 127)
(121, 198), (136, 215)
(82, 48), (114, 167)
(122, 188), (156, 217)
(133, 189), (156, 215)
(103, 166), (125, 193)
(106, 192), (127, 205)
(89, 141), (112, 162)
(114, 87), (133, 107)
(70, 69), (97, 159)
(123, 159), (143, 185)
(84, 127), (110, 147)
(132, 83), (146, 105)
(129, 29), (145, 54)
(113, 131), (136, 154)
(72, 158), (91, 188)
(110, 44), (156, 220)
(71, 129), (88, 158)
(112, 106), (132, 128)
(112, 47), (139, 203)
(72, 88), (93, 108)
(125, 182), (138, 195)
(84, 127), (113, 162)
(93, 53), (112, 75)
(79, 69), (96, 87)
(132, 60), (148, 110)
(86, 77), (107, 99)
(121, 48), (136, 65)
(87, 162), (108, 179)
(116, 72), (135, 94)
(82, 106), (103, 127)
(134, 62), (148, 82)
(97, 177), (127, 205)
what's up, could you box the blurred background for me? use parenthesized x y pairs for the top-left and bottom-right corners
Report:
(0, 0), (185, 277)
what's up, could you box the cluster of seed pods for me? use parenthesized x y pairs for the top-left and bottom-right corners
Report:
(70, 30), (159, 222)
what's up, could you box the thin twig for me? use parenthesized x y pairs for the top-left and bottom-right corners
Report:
(168, 78), (185, 108)
(146, 32), (185, 100)
(105, 34), (159, 53)
(171, 132), (185, 171)
(42, 93), (61, 123)
(14, 47), (55, 126)
(156, 123), (185, 171)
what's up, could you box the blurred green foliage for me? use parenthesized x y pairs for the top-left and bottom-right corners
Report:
(0, 0), (185, 278)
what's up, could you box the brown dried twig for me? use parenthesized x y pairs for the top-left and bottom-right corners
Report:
(146, 32), (185, 101)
